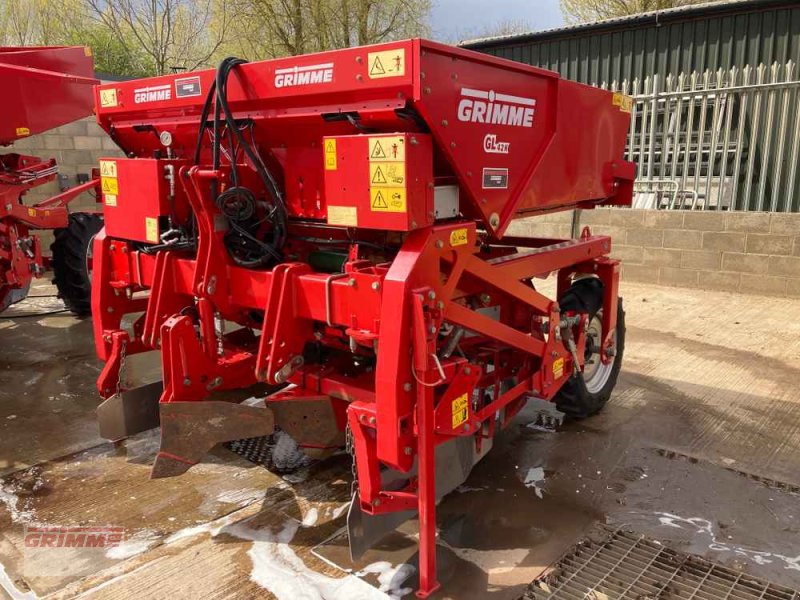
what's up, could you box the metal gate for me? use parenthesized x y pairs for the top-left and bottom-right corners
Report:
(605, 62), (800, 212)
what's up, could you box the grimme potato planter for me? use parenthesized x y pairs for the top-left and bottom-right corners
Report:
(0, 46), (102, 313)
(92, 39), (634, 596)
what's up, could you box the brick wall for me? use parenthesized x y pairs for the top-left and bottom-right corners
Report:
(7, 116), (124, 209)
(508, 208), (800, 298)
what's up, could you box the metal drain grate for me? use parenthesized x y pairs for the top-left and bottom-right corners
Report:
(526, 530), (800, 600)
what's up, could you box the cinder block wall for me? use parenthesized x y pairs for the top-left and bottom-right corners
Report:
(508, 208), (800, 298)
(6, 116), (124, 209)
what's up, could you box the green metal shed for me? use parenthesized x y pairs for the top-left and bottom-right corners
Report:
(461, 0), (800, 87)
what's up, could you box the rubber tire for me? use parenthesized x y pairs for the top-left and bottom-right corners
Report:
(553, 278), (626, 419)
(51, 213), (103, 316)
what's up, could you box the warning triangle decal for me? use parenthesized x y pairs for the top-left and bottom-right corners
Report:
(370, 56), (386, 76)
(372, 190), (388, 209)
(370, 140), (387, 159)
(372, 166), (387, 184)
(325, 141), (335, 152)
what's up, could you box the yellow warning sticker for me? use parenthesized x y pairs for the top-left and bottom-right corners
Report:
(84, 46), (92, 57)
(449, 228), (468, 247)
(369, 162), (405, 187)
(324, 139), (337, 171)
(370, 187), (406, 212)
(368, 136), (405, 162)
(452, 393), (469, 429)
(100, 88), (118, 108)
(27, 208), (36, 217)
(553, 357), (565, 379)
(327, 205), (358, 227)
(367, 49), (406, 79)
(15, 127), (30, 137)
(104, 194), (117, 207)
(612, 92), (633, 113)
(145, 217), (159, 243)
(99, 160), (117, 178)
(101, 177), (119, 195)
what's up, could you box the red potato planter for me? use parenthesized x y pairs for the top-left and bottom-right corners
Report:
(90, 39), (634, 597)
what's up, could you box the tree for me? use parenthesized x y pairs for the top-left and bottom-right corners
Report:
(219, 0), (431, 60)
(561, 0), (706, 23)
(85, 0), (232, 75)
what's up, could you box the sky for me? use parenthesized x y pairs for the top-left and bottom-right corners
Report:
(430, 0), (566, 43)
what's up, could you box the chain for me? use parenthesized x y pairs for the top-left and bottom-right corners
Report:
(345, 423), (358, 500)
(115, 340), (128, 398)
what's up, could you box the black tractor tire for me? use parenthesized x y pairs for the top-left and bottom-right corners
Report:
(51, 213), (103, 316)
(553, 277), (626, 419)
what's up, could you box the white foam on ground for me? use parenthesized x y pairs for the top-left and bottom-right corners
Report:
(0, 561), (37, 600)
(331, 502), (350, 520)
(224, 519), (389, 599)
(0, 484), (39, 525)
(356, 561), (415, 598)
(302, 507), (319, 527)
(656, 512), (800, 572)
(105, 530), (160, 560)
(522, 466), (546, 498)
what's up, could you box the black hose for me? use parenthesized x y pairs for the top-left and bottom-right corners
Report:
(193, 57), (288, 265)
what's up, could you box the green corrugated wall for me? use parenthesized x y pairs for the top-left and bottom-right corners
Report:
(463, 1), (800, 84)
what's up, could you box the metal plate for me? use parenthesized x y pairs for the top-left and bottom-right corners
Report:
(527, 529), (800, 600)
(347, 434), (492, 560)
(97, 381), (163, 441)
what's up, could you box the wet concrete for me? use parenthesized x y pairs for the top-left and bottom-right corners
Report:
(0, 279), (799, 598)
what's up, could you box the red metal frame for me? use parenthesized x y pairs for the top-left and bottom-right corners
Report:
(0, 46), (99, 311)
(90, 38), (634, 597)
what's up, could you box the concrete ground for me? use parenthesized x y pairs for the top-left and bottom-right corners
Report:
(0, 278), (799, 599)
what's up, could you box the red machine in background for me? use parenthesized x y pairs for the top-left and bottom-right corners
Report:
(0, 46), (102, 313)
(91, 39), (634, 597)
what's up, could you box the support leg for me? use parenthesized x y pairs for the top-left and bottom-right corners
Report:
(416, 381), (440, 598)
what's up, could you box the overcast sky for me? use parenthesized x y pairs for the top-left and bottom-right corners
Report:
(430, 0), (565, 43)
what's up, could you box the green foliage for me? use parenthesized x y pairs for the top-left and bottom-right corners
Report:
(561, 0), (707, 23)
(0, 0), (431, 76)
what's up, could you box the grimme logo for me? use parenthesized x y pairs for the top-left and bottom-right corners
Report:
(274, 62), (334, 88)
(24, 526), (124, 548)
(134, 84), (172, 104)
(457, 88), (536, 128)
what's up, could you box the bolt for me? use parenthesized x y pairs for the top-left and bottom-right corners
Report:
(106, 307), (114, 313)
(183, 377), (191, 386)
(110, 244), (116, 251)
(371, 281), (380, 290)
(435, 240), (444, 249)
(436, 301), (444, 310)
(404, 446), (413, 455)
(489, 213), (500, 228)
(479, 293), (491, 305)
(464, 366), (471, 375)
(348, 278), (356, 287)
(429, 325), (437, 334)
(373, 498), (381, 507)
(428, 290), (436, 300)
(403, 382), (412, 392)
(606, 347), (617, 357)
(441, 119), (448, 127)
(463, 424), (470, 432)
(369, 416), (376, 425)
